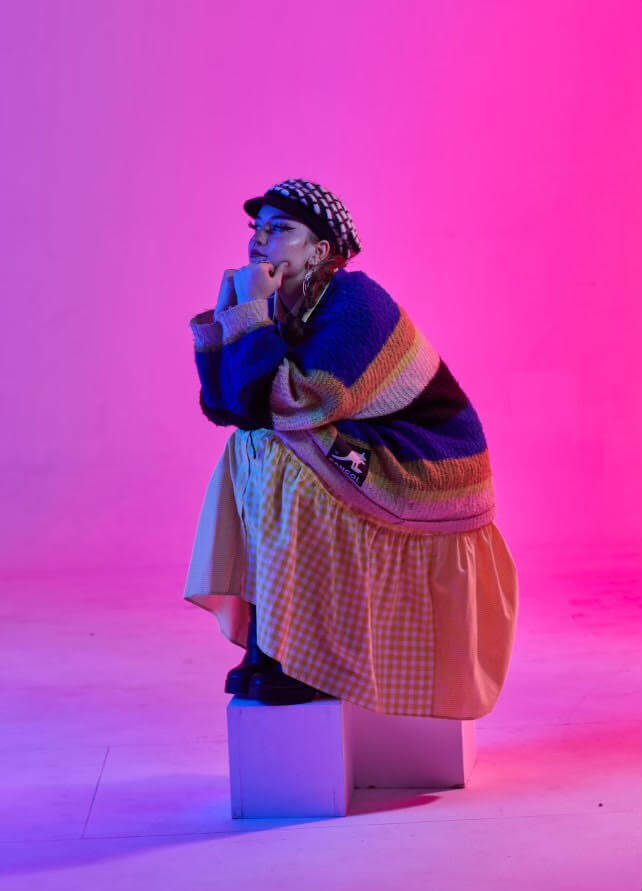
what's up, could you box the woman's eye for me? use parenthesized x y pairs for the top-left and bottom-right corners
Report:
(248, 222), (287, 233)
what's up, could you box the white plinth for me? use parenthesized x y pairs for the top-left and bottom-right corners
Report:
(226, 697), (353, 817)
(226, 696), (477, 818)
(344, 701), (477, 789)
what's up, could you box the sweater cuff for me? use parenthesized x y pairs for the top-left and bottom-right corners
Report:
(189, 309), (223, 352)
(215, 298), (273, 344)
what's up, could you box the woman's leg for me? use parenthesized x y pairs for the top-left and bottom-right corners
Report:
(224, 602), (280, 697)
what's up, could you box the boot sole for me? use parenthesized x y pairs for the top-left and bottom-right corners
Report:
(225, 673), (259, 697)
(248, 677), (318, 706)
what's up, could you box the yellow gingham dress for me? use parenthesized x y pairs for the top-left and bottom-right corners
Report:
(183, 427), (519, 718)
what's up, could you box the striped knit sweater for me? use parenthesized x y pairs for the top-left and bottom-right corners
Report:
(189, 268), (496, 533)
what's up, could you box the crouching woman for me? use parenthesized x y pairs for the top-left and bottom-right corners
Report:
(183, 178), (519, 715)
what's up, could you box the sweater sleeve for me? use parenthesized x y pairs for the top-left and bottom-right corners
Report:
(189, 309), (222, 351)
(189, 298), (289, 429)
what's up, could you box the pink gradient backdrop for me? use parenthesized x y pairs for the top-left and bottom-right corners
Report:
(1, 1), (640, 575)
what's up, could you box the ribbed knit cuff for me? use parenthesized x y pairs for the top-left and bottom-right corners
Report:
(215, 298), (273, 344)
(189, 309), (222, 352)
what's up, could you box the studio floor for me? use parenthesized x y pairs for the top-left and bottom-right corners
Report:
(1, 540), (640, 890)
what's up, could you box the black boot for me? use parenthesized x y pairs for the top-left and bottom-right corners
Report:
(247, 662), (319, 705)
(224, 603), (279, 697)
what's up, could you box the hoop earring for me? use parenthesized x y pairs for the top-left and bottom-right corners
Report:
(302, 264), (316, 300)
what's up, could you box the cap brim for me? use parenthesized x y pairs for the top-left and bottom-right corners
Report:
(243, 193), (301, 222)
(243, 197), (265, 218)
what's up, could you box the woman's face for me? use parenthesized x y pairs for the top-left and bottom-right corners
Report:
(248, 204), (330, 282)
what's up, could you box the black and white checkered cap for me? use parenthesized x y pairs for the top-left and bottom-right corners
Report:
(243, 178), (362, 259)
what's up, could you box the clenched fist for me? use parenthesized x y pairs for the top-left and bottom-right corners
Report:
(233, 260), (290, 304)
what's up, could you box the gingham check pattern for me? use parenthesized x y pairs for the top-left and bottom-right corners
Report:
(235, 427), (436, 716)
(269, 178), (362, 259)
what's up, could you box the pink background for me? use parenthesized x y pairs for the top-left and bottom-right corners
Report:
(1, 1), (640, 576)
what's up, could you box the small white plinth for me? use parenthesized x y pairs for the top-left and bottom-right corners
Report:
(344, 701), (477, 789)
(226, 697), (353, 818)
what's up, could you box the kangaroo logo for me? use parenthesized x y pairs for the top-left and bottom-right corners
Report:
(332, 450), (368, 473)
(327, 435), (371, 487)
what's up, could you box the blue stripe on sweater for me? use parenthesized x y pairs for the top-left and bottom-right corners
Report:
(336, 403), (488, 461)
(294, 270), (401, 386)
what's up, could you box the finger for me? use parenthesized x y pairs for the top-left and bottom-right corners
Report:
(269, 260), (289, 282)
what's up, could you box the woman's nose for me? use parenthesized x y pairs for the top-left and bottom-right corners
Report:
(253, 223), (269, 244)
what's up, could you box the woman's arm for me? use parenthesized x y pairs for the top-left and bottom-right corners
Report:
(189, 272), (439, 431)
(189, 263), (287, 428)
(191, 298), (288, 429)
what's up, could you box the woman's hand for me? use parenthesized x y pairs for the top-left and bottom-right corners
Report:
(215, 269), (239, 315)
(233, 260), (290, 304)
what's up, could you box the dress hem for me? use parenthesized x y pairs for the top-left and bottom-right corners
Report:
(185, 590), (497, 720)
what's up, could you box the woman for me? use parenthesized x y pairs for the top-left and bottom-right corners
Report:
(183, 178), (519, 715)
